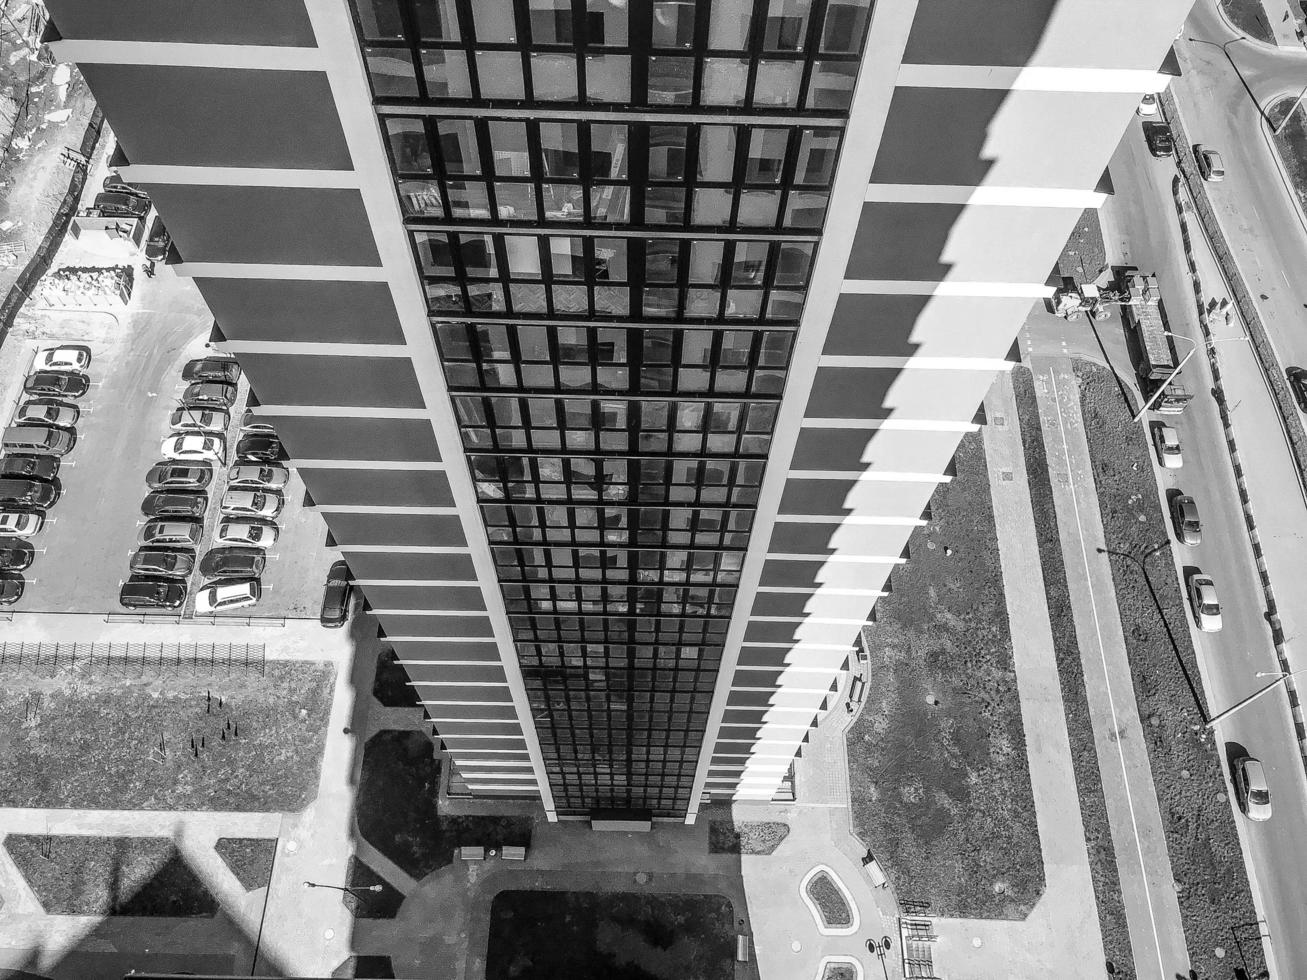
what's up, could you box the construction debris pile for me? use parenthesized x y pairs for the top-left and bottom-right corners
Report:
(34, 264), (133, 307)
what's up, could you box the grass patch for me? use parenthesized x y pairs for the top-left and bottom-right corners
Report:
(214, 837), (275, 892)
(1221, 0), (1275, 43)
(821, 965), (857, 980)
(1076, 362), (1267, 980)
(708, 818), (788, 855)
(1269, 97), (1307, 219)
(5, 835), (217, 916)
(344, 856), (406, 919)
(845, 431), (1044, 919)
(373, 648), (422, 708)
(332, 956), (395, 979)
(1057, 208), (1108, 283)
(1013, 367), (1134, 977)
(486, 890), (734, 980)
(0, 661), (334, 811)
(804, 871), (851, 928)
(355, 730), (533, 878)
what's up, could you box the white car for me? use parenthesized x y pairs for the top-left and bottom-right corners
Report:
(169, 407), (229, 433)
(221, 489), (283, 518)
(1153, 425), (1183, 469)
(1188, 573), (1223, 632)
(228, 463), (289, 489)
(1137, 93), (1158, 116)
(34, 345), (91, 372)
(0, 510), (43, 535)
(18, 399), (79, 427)
(195, 578), (262, 614)
(1234, 756), (1272, 822)
(161, 433), (226, 463)
(1195, 144), (1225, 182)
(216, 519), (279, 549)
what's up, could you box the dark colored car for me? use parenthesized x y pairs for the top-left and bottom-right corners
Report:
(0, 544), (34, 571)
(199, 546), (266, 580)
(0, 574), (22, 605)
(129, 546), (196, 579)
(0, 477), (58, 509)
(119, 576), (186, 610)
(182, 357), (242, 384)
(1143, 121), (1174, 158)
(0, 455), (58, 481)
(103, 175), (148, 199)
(145, 215), (171, 262)
(320, 559), (353, 628)
(92, 191), (150, 219)
(141, 491), (208, 519)
(236, 434), (282, 461)
(24, 371), (89, 399)
(182, 381), (237, 409)
(146, 461), (213, 491)
(1170, 494), (1202, 546)
(1288, 367), (1307, 413)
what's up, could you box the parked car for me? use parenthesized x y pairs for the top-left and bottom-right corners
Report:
(17, 399), (79, 428)
(168, 407), (229, 433)
(1287, 367), (1307, 413)
(199, 546), (266, 579)
(182, 358), (241, 384)
(235, 434), (282, 461)
(160, 433), (225, 463)
(119, 576), (186, 610)
(227, 462), (288, 489)
(34, 345), (91, 372)
(138, 518), (202, 547)
(129, 546), (195, 579)
(239, 409), (276, 433)
(0, 543), (34, 571)
(1169, 494), (1202, 546)
(1195, 144), (1225, 182)
(195, 578), (262, 614)
(1143, 121), (1175, 158)
(141, 491), (208, 519)
(0, 574), (22, 605)
(1137, 93), (1158, 116)
(320, 559), (352, 628)
(0, 478), (58, 509)
(0, 510), (42, 535)
(3, 423), (74, 456)
(1187, 573), (1223, 632)
(221, 488), (283, 518)
(215, 519), (278, 549)
(146, 461), (212, 491)
(182, 381), (237, 409)
(92, 191), (150, 219)
(103, 175), (148, 199)
(1233, 755), (1272, 821)
(145, 215), (171, 262)
(1153, 425), (1183, 469)
(0, 455), (58, 481)
(24, 371), (89, 399)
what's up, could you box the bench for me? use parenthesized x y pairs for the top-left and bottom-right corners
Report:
(459, 846), (486, 861)
(501, 845), (527, 861)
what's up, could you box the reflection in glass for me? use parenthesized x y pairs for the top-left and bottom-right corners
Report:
(366, 49), (418, 97)
(648, 126), (688, 180)
(647, 56), (694, 105)
(489, 121), (530, 175)
(473, 0), (517, 42)
(540, 122), (581, 176)
(708, 0), (751, 48)
(697, 126), (736, 181)
(753, 60), (802, 107)
(736, 189), (780, 227)
(784, 191), (828, 229)
(398, 179), (444, 216)
(587, 0), (628, 44)
(496, 182), (539, 220)
(763, 0), (811, 50)
(590, 186), (630, 223)
(807, 61), (858, 109)
(645, 240), (680, 282)
(702, 59), (748, 106)
(585, 55), (631, 103)
(594, 238), (628, 279)
(446, 180), (491, 217)
(476, 51), (525, 99)
(437, 119), (480, 174)
(386, 117), (432, 173)
(590, 124), (629, 178)
(358, 0), (403, 39)
(414, 231), (454, 275)
(693, 188), (732, 226)
(416, 0), (460, 40)
(541, 183), (585, 220)
(797, 129), (839, 184)
(820, 0), (872, 52)
(652, 0), (695, 47)
(532, 53), (578, 101)
(505, 235), (542, 277)
(775, 242), (815, 284)
(746, 128), (788, 183)
(528, 0), (572, 43)
(645, 187), (686, 225)
(689, 241), (724, 283)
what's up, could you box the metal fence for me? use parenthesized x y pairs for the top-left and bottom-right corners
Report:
(0, 641), (266, 675)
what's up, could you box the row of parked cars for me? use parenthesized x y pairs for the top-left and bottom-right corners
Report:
(121, 356), (288, 614)
(0, 345), (97, 604)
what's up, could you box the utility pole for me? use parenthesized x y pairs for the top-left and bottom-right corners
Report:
(1205, 670), (1306, 730)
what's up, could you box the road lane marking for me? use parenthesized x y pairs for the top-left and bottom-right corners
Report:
(1048, 366), (1171, 980)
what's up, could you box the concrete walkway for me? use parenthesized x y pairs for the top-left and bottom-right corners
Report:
(1029, 355), (1191, 980)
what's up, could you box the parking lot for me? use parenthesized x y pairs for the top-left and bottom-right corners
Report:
(0, 226), (335, 619)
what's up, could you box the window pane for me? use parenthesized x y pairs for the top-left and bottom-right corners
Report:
(645, 240), (680, 282)
(426, 282), (464, 311)
(698, 126), (737, 182)
(807, 61), (858, 109)
(731, 242), (768, 284)
(692, 188), (732, 226)
(586, 54), (632, 103)
(505, 236), (543, 277)
(459, 234), (497, 276)
(541, 122), (581, 177)
(386, 118), (432, 173)
(413, 232), (454, 275)
(753, 60), (802, 107)
(775, 242), (814, 285)
(398, 179), (444, 216)
(541, 183), (584, 219)
(496, 182), (538, 220)
(797, 128), (839, 184)
(736, 189), (779, 227)
(595, 239), (629, 279)
(784, 191), (828, 228)
(647, 56), (694, 105)
(645, 187), (686, 224)
(820, 0), (871, 53)
(709, 1), (751, 48)
(532, 53), (579, 101)
(415, 0), (460, 40)
(702, 59), (748, 106)
(590, 124), (629, 178)
(591, 185), (630, 223)
(587, 0), (628, 45)
(365, 49), (418, 98)
(473, 0), (518, 41)
(549, 237), (585, 277)
(649, 126), (688, 180)
(763, 0), (811, 50)
(652, 0), (695, 47)
(490, 121), (531, 175)
(688, 241), (724, 283)
(357, 0), (403, 40)
(421, 49), (472, 98)
(446, 180), (491, 217)
(477, 52), (525, 99)
(746, 129), (788, 183)
(437, 119), (480, 174)
(529, 0), (573, 43)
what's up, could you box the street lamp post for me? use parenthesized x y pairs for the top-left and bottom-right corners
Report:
(1132, 331), (1249, 422)
(1205, 669), (1307, 729)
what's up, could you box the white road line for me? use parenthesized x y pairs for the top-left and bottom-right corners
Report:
(1048, 366), (1169, 980)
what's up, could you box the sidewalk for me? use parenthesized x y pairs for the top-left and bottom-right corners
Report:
(1029, 355), (1191, 980)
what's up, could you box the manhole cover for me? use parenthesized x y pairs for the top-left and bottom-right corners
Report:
(1000, 471), (1014, 482)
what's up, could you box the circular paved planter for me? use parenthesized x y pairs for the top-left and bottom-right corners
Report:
(799, 864), (859, 936)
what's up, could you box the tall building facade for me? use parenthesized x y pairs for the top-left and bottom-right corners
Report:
(44, 0), (1193, 821)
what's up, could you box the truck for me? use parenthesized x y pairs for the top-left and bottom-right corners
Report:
(1118, 271), (1193, 414)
